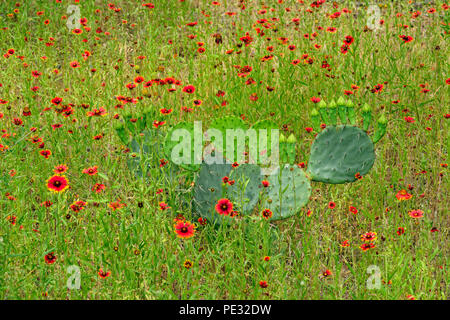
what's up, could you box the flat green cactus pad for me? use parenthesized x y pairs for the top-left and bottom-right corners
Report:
(163, 122), (201, 171)
(127, 139), (145, 177)
(193, 162), (234, 225)
(210, 116), (248, 133)
(262, 164), (311, 221)
(228, 163), (261, 215)
(208, 116), (248, 163)
(308, 125), (375, 183)
(193, 162), (261, 225)
(126, 129), (163, 178)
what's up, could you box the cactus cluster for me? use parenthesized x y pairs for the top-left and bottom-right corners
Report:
(114, 97), (387, 224)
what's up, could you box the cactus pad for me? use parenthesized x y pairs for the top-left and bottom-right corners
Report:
(193, 162), (234, 225)
(261, 164), (311, 220)
(308, 125), (375, 183)
(126, 129), (164, 178)
(163, 122), (201, 171)
(228, 163), (261, 215)
(208, 116), (248, 163)
(193, 162), (262, 225)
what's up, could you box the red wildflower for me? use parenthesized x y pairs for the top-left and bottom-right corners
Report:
(98, 269), (111, 278)
(396, 189), (412, 201)
(44, 252), (57, 264)
(215, 198), (233, 216)
(40, 150), (51, 159)
(82, 166), (98, 176)
(360, 243), (375, 251)
(261, 209), (273, 219)
(408, 209), (424, 219)
(92, 183), (106, 193)
(47, 175), (69, 193)
(361, 232), (377, 242)
(108, 200), (126, 211)
(159, 202), (170, 210)
(397, 227), (405, 235)
(174, 220), (196, 239)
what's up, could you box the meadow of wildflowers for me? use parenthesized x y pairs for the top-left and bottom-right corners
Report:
(0, 0), (448, 300)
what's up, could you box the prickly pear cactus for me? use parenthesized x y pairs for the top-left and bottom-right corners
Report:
(307, 97), (387, 184)
(261, 164), (311, 220)
(114, 122), (131, 145)
(163, 121), (201, 171)
(127, 138), (145, 177)
(126, 129), (163, 178)
(228, 163), (261, 215)
(308, 125), (375, 183)
(193, 162), (261, 224)
(194, 162), (233, 224)
(113, 108), (164, 178)
(208, 116), (248, 163)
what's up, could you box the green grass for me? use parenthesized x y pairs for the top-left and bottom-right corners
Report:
(0, 0), (448, 300)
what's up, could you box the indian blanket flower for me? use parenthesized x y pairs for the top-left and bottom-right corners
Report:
(83, 166), (98, 176)
(321, 270), (332, 278)
(159, 202), (170, 210)
(399, 35), (414, 43)
(215, 198), (233, 216)
(174, 220), (196, 239)
(371, 83), (384, 93)
(44, 252), (57, 264)
(40, 150), (51, 159)
(7, 215), (16, 225)
(262, 209), (273, 219)
(361, 232), (377, 242)
(182, 85), (195, 94)
(396, 189), (413, 201)
(408, 209), (424, 219)
(87, 107), (107, 117)
(340, 240), (350, 247)
(360, 243), (375, 251)
(98, 269), (111, 279)
(92, 183), (106, 193)
(108, 200), (126, 211)
(397, 227), (406, 235)
(47, 175), (69, 193)
(70, 200), (87, 213)
(349, 206), (358, 214)
(50, 97), (63, 106)
(54, 164), (68, 174)
(184, 259), (193, 269)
